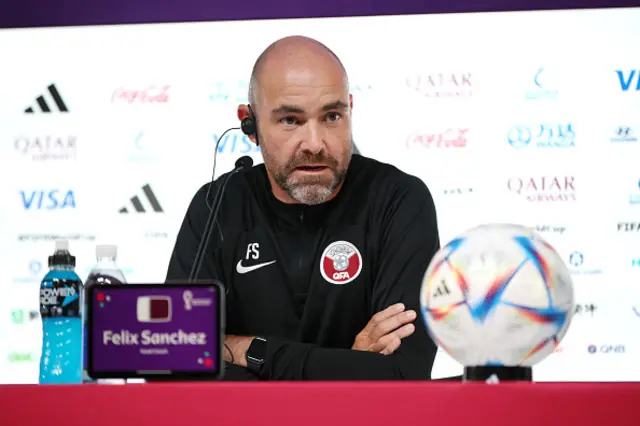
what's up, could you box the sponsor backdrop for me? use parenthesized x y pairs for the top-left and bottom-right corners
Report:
(1, 7), (639, 383)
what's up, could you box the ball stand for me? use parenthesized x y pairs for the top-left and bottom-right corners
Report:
(463, 366), (533, 384)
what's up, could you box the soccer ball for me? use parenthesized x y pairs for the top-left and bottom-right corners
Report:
(420, 224), (574, 367)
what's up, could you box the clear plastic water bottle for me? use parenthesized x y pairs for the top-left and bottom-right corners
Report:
(39, 240), (83, 384)
(83, 244), (127, 384)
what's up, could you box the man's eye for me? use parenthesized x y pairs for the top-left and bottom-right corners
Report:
(280, 116), (298, 125)
(326, 112), (342, 122)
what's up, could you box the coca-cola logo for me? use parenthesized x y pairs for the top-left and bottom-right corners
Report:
(406, 128), (468, 149)
(406, 73), (472, 98)
(111, 85), (171, 104)
(14, 135), (77, 161)
(507, 176), (576, 202)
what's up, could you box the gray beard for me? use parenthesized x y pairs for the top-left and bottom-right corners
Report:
(287, 180), (338, 205)
(264, 139), (353, 205)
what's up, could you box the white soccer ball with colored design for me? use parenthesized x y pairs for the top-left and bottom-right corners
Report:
(420, 224), (574, 367)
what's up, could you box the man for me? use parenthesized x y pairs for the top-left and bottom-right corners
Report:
(166, 35), (441, 380)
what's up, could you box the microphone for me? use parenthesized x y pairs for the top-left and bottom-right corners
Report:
(188, 155), (254, 283)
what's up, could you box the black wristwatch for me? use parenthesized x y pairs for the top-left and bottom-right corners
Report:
(245, 337), (267, 375)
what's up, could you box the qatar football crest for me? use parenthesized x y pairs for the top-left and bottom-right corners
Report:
(320, 240), (363, 285)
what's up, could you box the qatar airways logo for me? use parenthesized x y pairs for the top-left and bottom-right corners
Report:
(406, 128), (468, 149)
(14, 135), (77, 161)
(406, 72), (472, 98)
(111, 85), (171, 104)
(507, 176), (576, 202)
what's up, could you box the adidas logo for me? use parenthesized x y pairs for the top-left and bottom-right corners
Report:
(433, 279), (451, 298)
(119, 184), (163, 213)
(24, 84), (69, 114)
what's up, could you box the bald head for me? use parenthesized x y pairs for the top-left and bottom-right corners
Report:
(239, 35), (354, 206)
(248, 36), (348, 108)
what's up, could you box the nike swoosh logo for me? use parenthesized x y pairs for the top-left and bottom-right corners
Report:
(236, 260), (276, 274)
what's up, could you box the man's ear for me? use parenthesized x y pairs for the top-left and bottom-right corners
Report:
(237, 104), (250, 121)
(349, 93), (353, 111)
(237, 104), (257, 145)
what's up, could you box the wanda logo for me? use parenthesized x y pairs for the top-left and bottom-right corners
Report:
(406, 128), (468, 149)
(111, 85), (171, 104)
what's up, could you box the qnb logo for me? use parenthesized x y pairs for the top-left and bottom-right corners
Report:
(406, 128), (468, 149)
(588, 344), (626, 354)
(24, 84), (69, 114)
(119, 184), (163, 213)
(616, 70), (640, 92)
(525, 67), (558, 100)
(214, 133), (259, 154)
(632, 258), (640, 268)
(20, 189), (76, 210)
(507, 124), (575, 149)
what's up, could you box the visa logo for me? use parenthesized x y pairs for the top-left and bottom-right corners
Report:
(616, 70), (640, 92)
(20, 190), (76, 210)
(214, 134), (259, 154)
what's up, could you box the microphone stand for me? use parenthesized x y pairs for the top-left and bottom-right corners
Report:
(188, 156), (253, 283)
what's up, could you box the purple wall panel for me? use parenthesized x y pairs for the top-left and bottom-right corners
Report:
(0, 0), (637, 29)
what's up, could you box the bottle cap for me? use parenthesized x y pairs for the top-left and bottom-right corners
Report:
(49, 240), (76, 267)
(55, 240), (69, 252)
(96, 244), (118, 260)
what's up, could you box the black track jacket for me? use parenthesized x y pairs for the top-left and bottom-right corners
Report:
(166, 154), (440, 380)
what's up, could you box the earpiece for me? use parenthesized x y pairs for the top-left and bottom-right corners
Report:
(241, 104), (260, 146)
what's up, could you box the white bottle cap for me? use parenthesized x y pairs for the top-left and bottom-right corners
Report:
(96, 244), (118, 260)
(55, 240), (69, 252)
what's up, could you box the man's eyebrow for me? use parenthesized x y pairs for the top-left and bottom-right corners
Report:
(271, 104), (305, 115)
(270, 100), (349, 116)
(322, 100), (349, 111)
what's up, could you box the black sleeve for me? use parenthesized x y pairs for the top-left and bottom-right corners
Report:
(165, 182), (225, 284)
(261, 177), (440, 380)
(167, 182), (266, 380)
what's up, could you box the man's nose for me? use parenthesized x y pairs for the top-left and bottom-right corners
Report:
(300, 121), (324, 154)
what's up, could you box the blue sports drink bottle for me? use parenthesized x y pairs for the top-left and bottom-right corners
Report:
(39, 240), (83, 384)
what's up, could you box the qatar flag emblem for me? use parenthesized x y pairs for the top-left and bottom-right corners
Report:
(320, 240), (363, 285)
